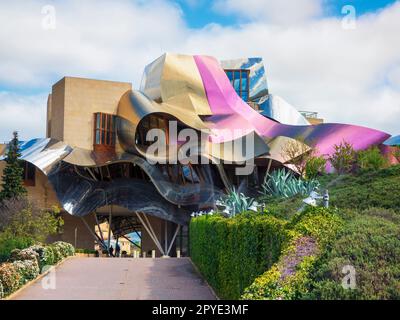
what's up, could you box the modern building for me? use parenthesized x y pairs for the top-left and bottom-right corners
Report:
(0, 53), (394, 256)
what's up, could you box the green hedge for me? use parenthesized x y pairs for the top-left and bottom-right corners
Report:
(190, 213), (291, 299)
(319, 165), (400, 211)
(304, 208), (400, 300)
(242, 207), (344, 300)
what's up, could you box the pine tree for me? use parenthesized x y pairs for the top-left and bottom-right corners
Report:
(0, 131), (27, 201)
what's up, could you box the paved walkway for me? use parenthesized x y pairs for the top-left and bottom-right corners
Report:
(12, 257), (216, 300)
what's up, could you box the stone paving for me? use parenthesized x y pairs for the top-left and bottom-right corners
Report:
(12, 257), (216, 300)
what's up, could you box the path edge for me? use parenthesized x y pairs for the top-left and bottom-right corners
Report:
(4, 255), (77, 300)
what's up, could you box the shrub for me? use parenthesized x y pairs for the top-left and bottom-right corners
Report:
(12, 259), (40, 285)
(190, 213), (291, 299)
(242, 207), (344, 300)
(0, 263), (21, 295)
(305, 211), (400, 300)
(50, 245), (63, 264)
(328, 141), (356, 174)
(0, 235), (34, 262)
(305, 156), (326, 180)
(30, 245), (55, 270)
(259, 196), (304, 220)
(52, 241), (75, 258)
(356, 146), (387, 171)
(10, 247), (39, 264)
(261, 169), (319, 198)
(0, 197), (63, 243)
(0, 280), (3, 299)
(393, 146), (400, 163)
(319, 165), (400, 211)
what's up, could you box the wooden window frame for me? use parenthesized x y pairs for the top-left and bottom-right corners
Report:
(93, 113), (116, 149)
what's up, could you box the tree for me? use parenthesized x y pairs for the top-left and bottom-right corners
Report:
(280, 137), (315, 177)
(328, 140), (356, 174)
(393, 146), (400, 163)
(356, 146), (387, 171)
(0, 197), (63, 242)
(305, 156), (327, 179)
(0, 131), (27, 202)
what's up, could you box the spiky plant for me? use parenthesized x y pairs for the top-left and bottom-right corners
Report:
(261, 169), (319, 198)
(217, 188), (257, 217)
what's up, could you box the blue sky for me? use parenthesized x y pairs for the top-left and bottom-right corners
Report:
(0, 0), (399, 141)
(175, 0), (397, 28)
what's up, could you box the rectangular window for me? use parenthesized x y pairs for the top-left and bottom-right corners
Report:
(22, 161), (35, 186)
(224, 69), (250, 102)
(94, 113), (116, 147)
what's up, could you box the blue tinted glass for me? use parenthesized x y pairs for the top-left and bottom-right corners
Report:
(242, 92), (248, 102)
(241, 76), (248, 91)
(226, 71), (233, 81)
(234, 71), (240, 91)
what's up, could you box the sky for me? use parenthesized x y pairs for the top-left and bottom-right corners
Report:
(0, 0), (399, 142)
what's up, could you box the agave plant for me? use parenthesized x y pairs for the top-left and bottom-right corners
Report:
(216, 188), (258, 217)
(261, 169), (319, 198)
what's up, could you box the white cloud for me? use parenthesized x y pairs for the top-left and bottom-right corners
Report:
(0, 0), (399, 142)
(213, 0), (323, 25)
(0, 92), (47, 142)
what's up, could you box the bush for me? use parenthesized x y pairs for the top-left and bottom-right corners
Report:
(319, 165), (400, 211)
(305, 156), (327, 180)
(12, 260), (39, 285)
(242, 207), (344, 300)
(50, 245), (63, 264)
(10, 247), (39, 264)
(329, 141), (356, 174)
(0, 197), (63, 243)
(52, 241), (75, 258)
(0, 263), (21, 295)
(0, 235), (34, 262)
(190, 213), (291, 299)
(305, 210), (400, 300)
(30, 245), (55, 270)
(356, 146), (387, 171)
(0, 280), (3, 299)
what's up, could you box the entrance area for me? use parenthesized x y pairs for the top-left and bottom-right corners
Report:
(11, 257), (216, 300)
(87, 206), (189, 258)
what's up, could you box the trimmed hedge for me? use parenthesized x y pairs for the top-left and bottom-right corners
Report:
(190, 213), (291, 299)
(242, 207), (344, 300)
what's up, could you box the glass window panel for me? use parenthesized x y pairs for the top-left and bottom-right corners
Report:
(226, 71), (233, 83)
(96, 113), (100, 129)
(241, 92), (249, 102)
(101, 113), (106, 130)
(95, 130), (100, 144)
(241, 75), (248, 91)
(107, 114), (111, 131)
(234, 71), (240, 91)
(111, 116), (115, 132)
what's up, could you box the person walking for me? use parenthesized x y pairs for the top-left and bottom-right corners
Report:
(116, 243), (121, 257)
(109, 245), (114, 257)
